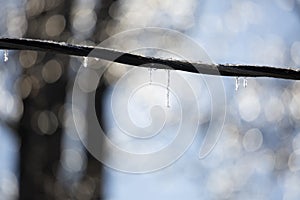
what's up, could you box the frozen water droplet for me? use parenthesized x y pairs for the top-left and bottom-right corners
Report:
(149, 67), (152, 85)
(235, 77), (240, 91)
(166, 69), (171, 108)
(83, 57), (88, 67)
(4, 50), (8, 62)
(243, 77), (248, 88)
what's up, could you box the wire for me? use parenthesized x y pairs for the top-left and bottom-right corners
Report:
(0, 38), (299, 80)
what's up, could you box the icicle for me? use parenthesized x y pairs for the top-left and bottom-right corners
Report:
(83, 57), (88, 67)
(4, 50), (8, 62)
(166, 69), (170, 108)
(149, 67), (152, 85)
(243, 77), (248, 88)
(235, 77), (240, 91)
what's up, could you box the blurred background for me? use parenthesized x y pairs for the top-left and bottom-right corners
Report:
(1, 0), (300, 199)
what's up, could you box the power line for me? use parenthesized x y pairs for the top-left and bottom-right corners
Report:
(0, 38), (299, 80)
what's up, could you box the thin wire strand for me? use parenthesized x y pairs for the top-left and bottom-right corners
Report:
(0, 38), (299, 80)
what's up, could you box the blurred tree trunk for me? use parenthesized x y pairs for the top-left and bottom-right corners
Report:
(18, 0), (72, 199)
(18, 0), (116, 199)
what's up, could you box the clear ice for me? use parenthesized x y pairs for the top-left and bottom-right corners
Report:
(149, 68), (152, 85)
(166, 69), (170, 108)
(83, 57), (88, 67)
(4, 50), (8, 62)
(235, 77), (240, 91)
(243, 77), (248, 88)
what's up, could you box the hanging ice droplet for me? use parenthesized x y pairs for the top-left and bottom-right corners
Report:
(166, 69), (171, 108)
(4, 50), (8, 62)
(83, 57), (88, 67)
(235, 77), (240, 91)
(243, 77), (248, 88)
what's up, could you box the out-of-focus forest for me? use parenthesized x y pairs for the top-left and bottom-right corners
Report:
(1, 0), (300, 200)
